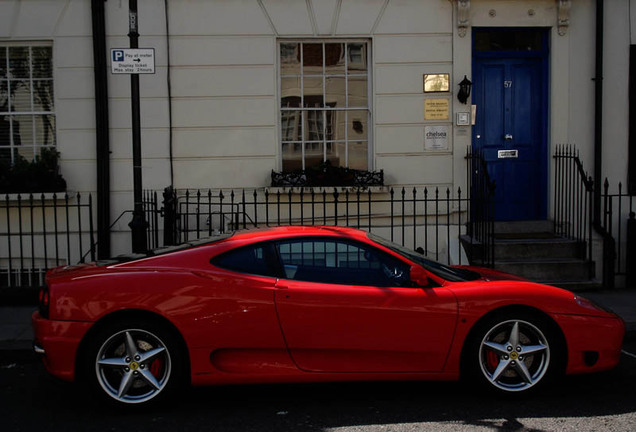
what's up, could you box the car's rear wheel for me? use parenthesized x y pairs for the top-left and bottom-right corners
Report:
(82, 319), (184, 406)
(466, 312), (560, 394)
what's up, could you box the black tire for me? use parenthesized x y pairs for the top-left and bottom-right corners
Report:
(80, 318), (185, 406)
(464, 311), (562, 395)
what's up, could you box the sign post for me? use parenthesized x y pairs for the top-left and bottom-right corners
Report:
(127, 0), (147, 253)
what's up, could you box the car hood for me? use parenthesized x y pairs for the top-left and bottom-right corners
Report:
(453, 265), (529, 282)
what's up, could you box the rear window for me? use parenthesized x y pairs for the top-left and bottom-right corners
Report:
(211, 243), (280, 278)
(98, 233), (234, 266)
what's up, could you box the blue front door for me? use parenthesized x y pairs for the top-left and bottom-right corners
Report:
(472, 30), (548, 221)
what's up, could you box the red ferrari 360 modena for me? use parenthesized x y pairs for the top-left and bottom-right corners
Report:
(32, 226), (624, 406)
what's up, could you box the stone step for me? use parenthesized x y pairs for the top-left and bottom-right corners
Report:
(495, 258), (594, 282)
(494, 220), (554, 234)
(494, 238), (585, 260)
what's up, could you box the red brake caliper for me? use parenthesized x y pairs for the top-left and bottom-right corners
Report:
(486, 349), (499, 372)
(150, 358), (163, 377)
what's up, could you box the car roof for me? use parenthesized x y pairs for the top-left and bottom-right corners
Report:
(228, 225), (368, 242)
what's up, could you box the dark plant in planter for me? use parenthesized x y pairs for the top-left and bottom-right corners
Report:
(271, 160), (384, 188)
(0, 148), (67, 194)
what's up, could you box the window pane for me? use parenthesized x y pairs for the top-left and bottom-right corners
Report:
(327, 141), (346, 168)
(348, 141), (368, 170)
(303, 43), (323, 72)
(474, 30), (544, 52)
(35, 115), (55, 146)
(280, 43), (300, 75)
(32, 80), (54, 112)
(333, 111), (346, 141)
(281, 110), (301, 141)
(9, 47), (30, 78)
(213, 245), (278, 277)
(304, 110), (324, 141)
(0, 80), (8, 110)
(16, 144), (36, 162)
(347, 43), (367, 72)
(348, 110), (368, 140)
(0, 113), (10, 146)
(11, 81), (31, 112)
(325, 43), (345, 74)
(282, 142), (303, 171)
(0, 146), (15, 164)
(325, 76), (346, 108)
(32, 47), (52, 78)
(281, 77), (301, 107)
(0, 48), (6, 78)
(305, 142), (324, 169)
(347, 75), (368, 108)
(303, 77), (323, 104)
(12, 114), (34, 147)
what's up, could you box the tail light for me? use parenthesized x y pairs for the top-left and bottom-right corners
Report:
(38, 285), (50, 319)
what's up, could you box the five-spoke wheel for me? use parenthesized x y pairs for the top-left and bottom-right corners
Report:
(83, 319), (183, 406)
(466, 313), (560, 394)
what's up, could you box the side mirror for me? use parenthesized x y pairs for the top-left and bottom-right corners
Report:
(410, 265), (430, 287)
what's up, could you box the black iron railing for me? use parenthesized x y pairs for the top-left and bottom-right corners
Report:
(601, 180), (636, 285)
(143, 190), (161, 251)
(0, 192), (95, 292)
(161, 186), (476, 265)
(466, 147), (496, 267)
(553, 145), (594, 276)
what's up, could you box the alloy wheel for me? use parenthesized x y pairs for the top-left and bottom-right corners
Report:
(95, 328), (172, 404)
(478, 319), (551, 392)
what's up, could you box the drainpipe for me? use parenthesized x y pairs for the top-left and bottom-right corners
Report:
(593, 0), (603, 225)
(91, 0), (111, 259)
(592, 0), (616, 288)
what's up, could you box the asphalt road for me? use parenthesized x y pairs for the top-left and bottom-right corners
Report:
(2, 342), (636, 432)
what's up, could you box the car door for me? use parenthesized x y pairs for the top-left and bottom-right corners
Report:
(273, 237), (458, 373)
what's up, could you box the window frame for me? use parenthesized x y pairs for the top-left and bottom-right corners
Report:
(277, 39), (373, 172)
(0, 42), (55, 164)
(275, 236), (411, 288)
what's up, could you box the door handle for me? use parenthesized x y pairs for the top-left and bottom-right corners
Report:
(275, 280), (289, 290)
(505, 134), (513, 140)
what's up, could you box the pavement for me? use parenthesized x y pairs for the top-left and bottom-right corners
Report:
(1, 289), (635, 352)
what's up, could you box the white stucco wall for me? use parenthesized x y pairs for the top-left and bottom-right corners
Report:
(0, 0), (632, 256)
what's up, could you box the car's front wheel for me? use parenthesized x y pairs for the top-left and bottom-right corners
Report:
(466, 313), (561, 394)
(82, 319), (184, 406)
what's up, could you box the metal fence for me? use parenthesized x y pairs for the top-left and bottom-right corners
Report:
(159, 185), (488, 266)
(1, 151), (495, 295)
(0, 193), (95, 293)
(601, 180), (636, 285)
(552, 145), (594, 276)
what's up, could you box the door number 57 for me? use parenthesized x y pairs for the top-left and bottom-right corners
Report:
(504, 80), (513, 88)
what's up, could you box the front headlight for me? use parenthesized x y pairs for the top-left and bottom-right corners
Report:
(574, 295), (614, 314)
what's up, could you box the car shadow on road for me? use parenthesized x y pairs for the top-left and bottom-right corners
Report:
(5, 352), (636, 431)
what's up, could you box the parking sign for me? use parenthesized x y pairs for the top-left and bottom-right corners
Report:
(110, 48), (155, 74)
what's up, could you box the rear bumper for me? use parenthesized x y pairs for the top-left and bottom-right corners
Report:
(553, 313), (625, 375)
(32, 311), (93, 381)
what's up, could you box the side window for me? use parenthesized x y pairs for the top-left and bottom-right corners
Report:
(212, 244), (279, 278)
(277, 238), (409, 287)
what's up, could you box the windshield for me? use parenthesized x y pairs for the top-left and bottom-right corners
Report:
(368, 233), (481, 282)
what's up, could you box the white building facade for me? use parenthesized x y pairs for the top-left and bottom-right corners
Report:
(0, 0), (634, 286)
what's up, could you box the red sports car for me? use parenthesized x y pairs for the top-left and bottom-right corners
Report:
(32, 226), (624, 406)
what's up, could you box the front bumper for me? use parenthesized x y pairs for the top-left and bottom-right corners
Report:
(32, 311), (93, 381)
(553, 313), (625, 375)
